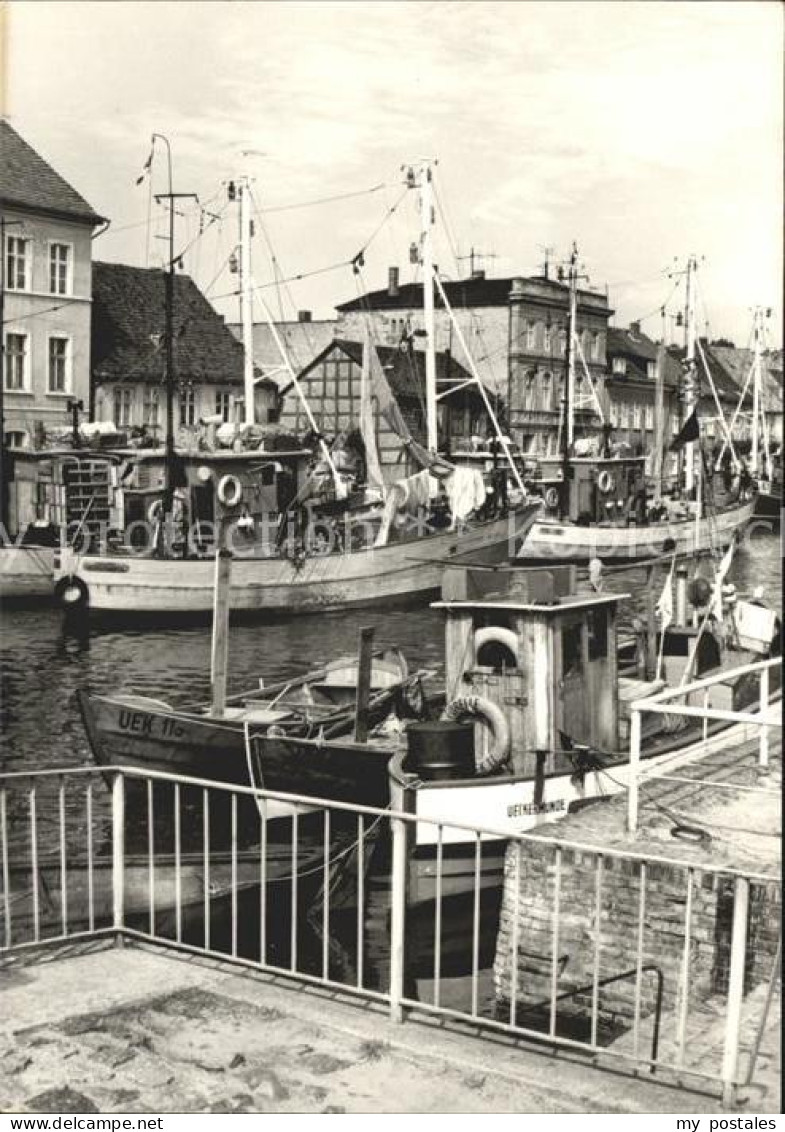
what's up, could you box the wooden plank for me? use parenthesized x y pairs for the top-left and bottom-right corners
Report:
(353, 625), (375, 742)
(210, 549), (233, 717)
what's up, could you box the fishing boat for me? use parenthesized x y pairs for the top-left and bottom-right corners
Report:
(78, 647), (433, 804)
(518, 252), (755, 564)
(388, 559), (780, 918)
(53, 161), (539, 618)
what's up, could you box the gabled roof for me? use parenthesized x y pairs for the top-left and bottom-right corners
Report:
(607, 325), (679, 386)
(282, 337), (484, 402)
(705, 345), (783, 411)
(92, 262), (265, 388)
(0, 119), (104, 225)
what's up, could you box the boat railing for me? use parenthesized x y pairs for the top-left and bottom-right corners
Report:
(626, 655), (782, 833)
(0, 761), (779, 1108)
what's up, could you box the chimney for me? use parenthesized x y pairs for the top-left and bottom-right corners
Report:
(471, 269), (486, 281)
(630, 320), (641, 336)
(297, 310), (312, 323)
(388, 266), (400, 297)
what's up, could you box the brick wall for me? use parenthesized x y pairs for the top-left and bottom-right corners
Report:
(493, 841), (781, 1036)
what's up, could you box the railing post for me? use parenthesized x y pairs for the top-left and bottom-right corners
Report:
(758, 665), (770, 771)
(721, 876), (750, 1109)
(389, 812), (409, 1023)
(627, 708), (642, 833)
(111, 772), (125, 944)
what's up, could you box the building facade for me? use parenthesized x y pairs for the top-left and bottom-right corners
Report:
(277, 337), (491, 487)
(1, 119), (105, 447)
(605, 323), (680, 450)
(507, 276), (612, 455)
(91, 262), (277, 445)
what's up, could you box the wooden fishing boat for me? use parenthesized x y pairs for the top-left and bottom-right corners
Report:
(78, 649), (432, 804)
(0, 544), (56, 601)
(58, 504), (538, 616)
(387, 563), (780, 922)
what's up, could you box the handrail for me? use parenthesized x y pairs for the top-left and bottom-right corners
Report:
(0, 764), (779, 882)
(633, 656), (781, 707)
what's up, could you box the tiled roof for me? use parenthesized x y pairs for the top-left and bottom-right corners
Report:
(607, 326), (679, 386)
(0, 119), (104, 225)
(92, 262), (262, 387)
(706, 345), (782, 411)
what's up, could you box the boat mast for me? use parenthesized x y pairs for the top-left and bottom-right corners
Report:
(751, 307), (762, 477)
(153, 135), (197, 523)
(238, 175), (255, 426)
(560, 242), (578, 504)
(418, 161), (438, 454)
(683, 254), (697, 496)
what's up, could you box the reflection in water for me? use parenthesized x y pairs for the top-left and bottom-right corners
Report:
(0, 532), (780, 1011)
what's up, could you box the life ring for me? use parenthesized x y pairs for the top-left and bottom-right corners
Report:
(544, 486), (560, 510)
(597, 469), (615, 494)
(54, 574), (90, 612)
(474, 626), (519, 668)
(217, 474), (243, 508)
(441, 694), (511, 775)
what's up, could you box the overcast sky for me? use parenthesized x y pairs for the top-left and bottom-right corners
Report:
(4, 0), (782, 351)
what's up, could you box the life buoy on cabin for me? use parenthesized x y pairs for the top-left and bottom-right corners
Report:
(441, 695), (511, 775)
(217, 474), (243, 508)
(54, 574), (89, 612)
(544, 486), (560, 510)
(473, 626), (519, 668)
(597, 469), (615, 495)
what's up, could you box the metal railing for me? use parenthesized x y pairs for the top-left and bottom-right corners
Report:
(0, 763), (780, 1108)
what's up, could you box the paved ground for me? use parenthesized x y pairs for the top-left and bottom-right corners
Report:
(0, 942), (768, 1115)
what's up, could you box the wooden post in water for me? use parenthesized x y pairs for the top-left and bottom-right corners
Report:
(211, 549), (233, 717)
(354, 625), (375, 743)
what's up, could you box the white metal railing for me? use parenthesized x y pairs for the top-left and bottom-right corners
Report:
(0, 763), (780, 1108)
(627, 656), (782, 833)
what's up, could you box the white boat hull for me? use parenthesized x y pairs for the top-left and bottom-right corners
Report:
(517, 499), (755, 563)
(56, 507), (537, 615)
(0, 546), (55, 600)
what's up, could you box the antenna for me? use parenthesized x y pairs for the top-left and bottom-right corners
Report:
(537, 244), (555, 280)
(456, 246), (498, 277)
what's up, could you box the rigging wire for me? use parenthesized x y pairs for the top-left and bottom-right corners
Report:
(258, 181), (389, 214)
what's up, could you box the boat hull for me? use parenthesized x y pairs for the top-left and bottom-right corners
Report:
(0, 546), (55, 601)
(56, 507), (538, 616)
(517, 499), (755, 563)
(79, 691), (400, 809)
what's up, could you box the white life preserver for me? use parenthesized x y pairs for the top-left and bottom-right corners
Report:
(474, 626), (519, 667)
(217, 474), (243, 508)
(597, 469), (615, 494)
(441, 694), (511, 775)
(544, 486), (560, 510)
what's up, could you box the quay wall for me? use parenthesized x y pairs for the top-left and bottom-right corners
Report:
(493, 840), (781, 1035)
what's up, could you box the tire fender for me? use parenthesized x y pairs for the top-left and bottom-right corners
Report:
(54, 574), (90, 611)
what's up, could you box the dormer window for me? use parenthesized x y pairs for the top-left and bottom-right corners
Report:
(646, 360), (655, 379)
(612, 357), (627, 375)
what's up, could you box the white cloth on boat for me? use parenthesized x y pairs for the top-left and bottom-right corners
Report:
(445, 465), (486, 525)
(373, 470), (433, 547)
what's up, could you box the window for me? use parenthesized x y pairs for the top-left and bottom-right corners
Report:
(49, 243), (72, 295)
(558, 328), (567, 356)
(143, 388), (161, 428)
(47, 336), (71, 393)
(646, 361), (655, 379)
(114, 387), (133, 427)
(645, 404), (654, 430)
(612, 357), (627, 375)
(215, 391), (232, 422)
(541, 371), (552, 411)
(6, 236), (30, 291)
(543, 324), (552, 352)
(591, 332), (601, 362)
(525, 322), (536, 350)
(4, 332), (29, 390)
(180, 388), (196, 426)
